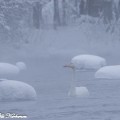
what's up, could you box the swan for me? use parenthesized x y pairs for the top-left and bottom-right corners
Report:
(0, 79), (37, 101)
(0, 62), (26, 77)
(64, 54), (106, 97)
(67, 68), (89, 97)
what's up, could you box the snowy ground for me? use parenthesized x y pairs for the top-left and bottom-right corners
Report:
(0, 24), (120, 120)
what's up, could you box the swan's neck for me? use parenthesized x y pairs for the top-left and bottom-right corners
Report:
(71, 69), (76, 87)
(68, 69), (76, 96)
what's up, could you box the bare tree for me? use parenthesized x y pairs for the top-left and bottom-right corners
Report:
(79, 0), (85, 16)
(33, 2), (42, 29)
(62, 0), (67, 25)
(74, 0), (80, 16)
(103, 0), (112, 24)
(53, 0), (61, 29)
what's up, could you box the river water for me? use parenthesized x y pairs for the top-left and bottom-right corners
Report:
(0, 55), (120, 120)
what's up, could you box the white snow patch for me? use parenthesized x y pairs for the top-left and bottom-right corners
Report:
(114, 0), (119, 8)
(0, 62), (26, 78)
(16, 62), (27, 70)
(0, 63), (20, 76)
(95, 65), (120, 79)
(71, 54), (106, 70)
(0, 80), (37, 101)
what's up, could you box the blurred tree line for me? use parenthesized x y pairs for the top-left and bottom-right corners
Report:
(0, 0), (120, 45)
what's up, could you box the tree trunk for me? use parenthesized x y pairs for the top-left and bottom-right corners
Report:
(74, 0), (78, 12)
(79, 0), (85, 15)
(62, 0), (66, 25)
(53, 0), (61, 29)
(33, 2), (42, 29)
(103, 0), (112, 24)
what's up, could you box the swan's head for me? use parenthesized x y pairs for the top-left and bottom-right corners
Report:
(64, 63), (75, 69)
(16, 62), (27, 70)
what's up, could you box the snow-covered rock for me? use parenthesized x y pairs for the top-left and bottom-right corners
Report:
(71, 54), (106, 70)
(0, 62), (26, 77)
(0, 80), (37, 101)
(16, 62), (27, 70)
(95, 65), (120, 79)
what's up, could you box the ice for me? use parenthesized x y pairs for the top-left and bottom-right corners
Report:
(71, 54), (106, 70)
(95, 65), (120, 79)
(0, 80), (37, 101)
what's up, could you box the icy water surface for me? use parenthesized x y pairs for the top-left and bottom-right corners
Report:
(1, 55), (120, 120)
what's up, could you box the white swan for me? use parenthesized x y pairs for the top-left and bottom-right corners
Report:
(64, 54), (106, 97)
(0, 62), (26, 77)
(0, 79), (37, 101)
(68, 69), (89, 97)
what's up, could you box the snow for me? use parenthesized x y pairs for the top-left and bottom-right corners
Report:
(114, 0), (119, 8)
(16, 62), (26, 70)
(0, 80), (37, 101)
(71, 54), (106, 70)
(0, 63), (20, 76)
(0, 62), (26, 78)
(95, 65), (120, 79)
(4, 25), (10, 31)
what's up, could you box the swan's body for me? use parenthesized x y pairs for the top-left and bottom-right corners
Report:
(95, 65), (120, 79)
(64, 54), (106, 97)
(67, 69), (89, 97)
(68, 86), (89, 97)
(0, 62), (26, 77)
(0, 79), (37, 101)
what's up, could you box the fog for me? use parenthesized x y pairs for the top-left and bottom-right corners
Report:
(0, 0), (120, 120)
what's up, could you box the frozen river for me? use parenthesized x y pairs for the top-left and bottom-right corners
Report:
(0, 54), (120, 120)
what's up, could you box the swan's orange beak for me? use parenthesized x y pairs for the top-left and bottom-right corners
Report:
(64, 65), (69, 67)
(64, 64), (75, 69)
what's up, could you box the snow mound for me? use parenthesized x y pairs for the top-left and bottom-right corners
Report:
(16, 62), (26, 70)
(0, 63), (20, 76)
(71, 54), (106, 70)
(0, 62), (26, 78)
(95, 65), (120, 79)
(0, 80), (37, 101)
